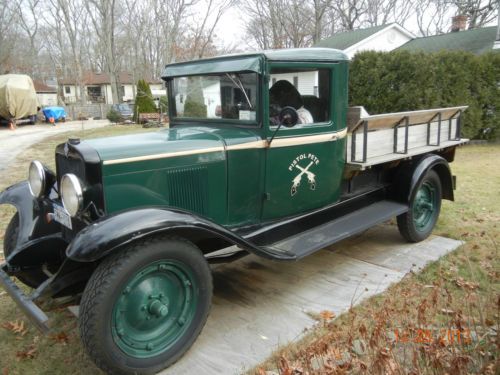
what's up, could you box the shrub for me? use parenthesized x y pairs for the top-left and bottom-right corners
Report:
(349, 50), (500, 140)
(159, 96), (168, 113)
(106, 108), (122, 123)
(134, 79), (157, 122)
(183, 77), (207, 118)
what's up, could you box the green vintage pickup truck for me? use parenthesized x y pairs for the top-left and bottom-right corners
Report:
(0, 48), (467, 374)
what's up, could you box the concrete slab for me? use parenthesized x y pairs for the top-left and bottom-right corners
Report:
(161, 224), (463, 375)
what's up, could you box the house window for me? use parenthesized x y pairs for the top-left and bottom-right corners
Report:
(293, 76), (298, 88)
(120, 85), (125, 98)
(65, 86), (70, 94)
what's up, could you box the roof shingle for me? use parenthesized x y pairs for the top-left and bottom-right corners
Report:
(398, 26), (498, 55)
(314, 24), (390, 50)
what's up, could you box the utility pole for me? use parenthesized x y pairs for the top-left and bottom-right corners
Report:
(495, 1), (500, 49)
(497, 0), (500, 41)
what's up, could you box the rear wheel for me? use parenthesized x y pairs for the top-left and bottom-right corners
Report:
(3, 213), (47, 288)
(79, 235), (212, 375)
(397, 170), (442, 242)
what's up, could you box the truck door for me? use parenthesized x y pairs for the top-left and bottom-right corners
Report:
(261, 63), (347, 221)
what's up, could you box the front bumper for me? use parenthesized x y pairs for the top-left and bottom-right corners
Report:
(0, 263), (50, 332)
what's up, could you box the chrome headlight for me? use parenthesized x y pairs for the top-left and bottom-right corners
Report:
(28, 161), (46, 197)
(61, 174), (84, 217)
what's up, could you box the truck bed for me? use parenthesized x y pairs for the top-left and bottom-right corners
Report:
(346, 106), (469, 170)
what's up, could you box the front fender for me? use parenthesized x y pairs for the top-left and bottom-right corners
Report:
(0, 182), (40, 248)
(66, 207), (294, 262)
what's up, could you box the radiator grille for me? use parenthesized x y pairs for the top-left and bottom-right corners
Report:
(55, 153), (85, 185)
(167, 167), (208, 215)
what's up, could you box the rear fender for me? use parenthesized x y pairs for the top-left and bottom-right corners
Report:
(66, 208), (292, 262)
(395, 154), (454, 204)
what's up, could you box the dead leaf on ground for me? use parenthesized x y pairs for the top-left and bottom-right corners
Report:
(320, 310), (336, 321)
(50, 332), (69, 344)
(1, 320), (28, 336)
(440, 308), (455, 315)
(16, 345), (37, 360)
(455, 277), (479, 290)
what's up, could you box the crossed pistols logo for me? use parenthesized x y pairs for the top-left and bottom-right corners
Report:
(288, 153), (320, 196)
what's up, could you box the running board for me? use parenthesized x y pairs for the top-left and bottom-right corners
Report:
(264, 200), (408, 260)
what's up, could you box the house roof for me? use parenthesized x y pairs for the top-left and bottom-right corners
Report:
(314, 24), (390, 50)
(60, 71), (161, 85)
(398, 26), (498, 54)
(33, 80), (57, 93)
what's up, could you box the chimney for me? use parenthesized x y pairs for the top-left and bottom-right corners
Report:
(451, 15), (467, 32)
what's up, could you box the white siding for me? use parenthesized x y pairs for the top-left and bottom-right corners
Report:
(37, 93), (58, 106)
(270, 71), (318, 96)
(123, 84), (135, 101)
(345, 26), (413, 58)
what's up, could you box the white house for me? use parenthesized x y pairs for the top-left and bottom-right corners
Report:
(316, 20), (499, 56)
(315, 23), (415, 58)
(60, 71), (163, 105)
(34, 80), (58, 106)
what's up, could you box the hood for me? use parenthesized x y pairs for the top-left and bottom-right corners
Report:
(83, 126), (263, 165)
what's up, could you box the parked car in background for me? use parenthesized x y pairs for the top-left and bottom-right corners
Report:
(111, 103), (133, 120)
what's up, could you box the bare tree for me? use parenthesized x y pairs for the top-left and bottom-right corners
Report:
(312, 0), (334, 43)
(415, 0), (452, 35)
(0, 1), (17, 71)
(14, 0), (41, 77)
(85, 0), (120, 104)
(454, 0), (498, 28)
(365, 0), (415, 27)
(46, 0), (88, 104)
(332, 0), (367, 30)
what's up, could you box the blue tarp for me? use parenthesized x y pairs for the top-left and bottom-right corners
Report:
(42, 106), (66, 121)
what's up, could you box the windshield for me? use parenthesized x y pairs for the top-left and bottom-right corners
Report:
(171, 73), (258, 123)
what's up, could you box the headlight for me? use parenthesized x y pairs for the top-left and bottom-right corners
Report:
(61, 174), (84, 217)
(28, 161), (46, 197)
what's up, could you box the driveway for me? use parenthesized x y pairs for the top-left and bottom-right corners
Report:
(0, 120), (111, 171)
(161, 226), (462, 374)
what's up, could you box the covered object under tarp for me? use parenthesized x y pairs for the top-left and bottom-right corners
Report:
(0, 74), (39, 120)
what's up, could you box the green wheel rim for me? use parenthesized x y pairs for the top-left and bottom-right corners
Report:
(412, 181), (438, 233)
(111, 260), (198, 358)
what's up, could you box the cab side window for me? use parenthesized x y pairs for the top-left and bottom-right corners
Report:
(269, 68), (330, 125)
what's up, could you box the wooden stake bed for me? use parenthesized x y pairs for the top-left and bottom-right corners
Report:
(345, 106), (469, 170)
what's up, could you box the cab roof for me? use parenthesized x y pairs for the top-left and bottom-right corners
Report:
(161, 48), (348, 79)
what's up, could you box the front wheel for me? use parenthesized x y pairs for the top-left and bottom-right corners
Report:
(397, 169), (442, 242)
(79, 236), (212, 375)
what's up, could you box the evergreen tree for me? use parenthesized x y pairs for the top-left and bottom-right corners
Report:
(134, 79), (156, 122)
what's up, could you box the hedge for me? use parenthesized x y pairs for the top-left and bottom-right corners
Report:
(349, 50), (500, 140)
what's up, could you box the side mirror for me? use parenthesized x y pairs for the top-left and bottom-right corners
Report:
(279, 106), (298, 127)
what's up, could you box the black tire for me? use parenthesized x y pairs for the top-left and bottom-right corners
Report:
(79, 235), (212, 375)
(397, 169), (442, 242)
(3, 213), (47, 288)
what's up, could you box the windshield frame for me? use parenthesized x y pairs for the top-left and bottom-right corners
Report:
(166, 71), (262, 128)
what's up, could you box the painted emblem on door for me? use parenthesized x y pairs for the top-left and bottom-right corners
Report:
(288, 154), (320, 196)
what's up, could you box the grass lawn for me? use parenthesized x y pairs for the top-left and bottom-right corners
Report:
(0, 135), (498, 374)
(0, 125), (157, 374)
